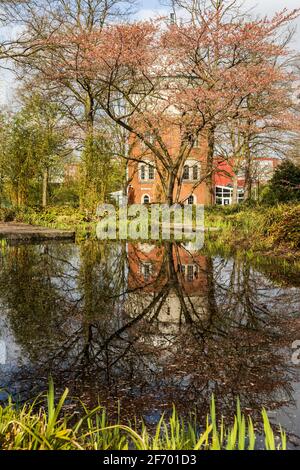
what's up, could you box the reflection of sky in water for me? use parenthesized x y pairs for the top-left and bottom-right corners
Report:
(213, 256), (300, 315)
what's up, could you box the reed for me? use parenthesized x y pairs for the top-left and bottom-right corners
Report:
(0, 381), (286, 450)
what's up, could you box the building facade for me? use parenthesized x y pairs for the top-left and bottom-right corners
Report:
(127, 131), (211, 206)
(128, 131), (278, 206)
(214, 157), (279, 205)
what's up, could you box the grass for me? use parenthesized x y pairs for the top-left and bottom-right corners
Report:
(205, 203), (300, 257)
(0, 380), (287, 450)
(2, 203), (299, 256)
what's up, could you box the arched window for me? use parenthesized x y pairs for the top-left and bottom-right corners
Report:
(148, 164), (155, 180)
(182, 161), (200, 182)
(183, 165), (190, 180)
(143, 194), (150, 204)
(193, 136), (200, 148)
(140, 165), (146, 180)
(192, 164), (199, 181)
(187, 195), (194, 205)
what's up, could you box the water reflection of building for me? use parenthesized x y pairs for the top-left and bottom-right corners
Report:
(125, 243), (209, 337)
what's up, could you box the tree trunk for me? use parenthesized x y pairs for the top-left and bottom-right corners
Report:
(167, 171), (176, 206)
(80, 92), (96, 210)
(232, 172), (238, 205)
(42, 168), (49, 208)
(206, 124), (216, 206)
(243, 138), (252, 201)
(206, 256), (218, 320)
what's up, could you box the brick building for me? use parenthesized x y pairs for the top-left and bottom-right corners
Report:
(127, 131), (211, 206)
(126, 242), (209, 330)
(127, 131), (278, 206)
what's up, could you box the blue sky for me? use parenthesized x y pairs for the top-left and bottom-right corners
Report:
(137, 0), (300, 39)
(137, 0), (300, 16)
(136, 1), (300, 49)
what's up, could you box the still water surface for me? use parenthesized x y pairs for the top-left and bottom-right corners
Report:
(0, 240), (300, 444)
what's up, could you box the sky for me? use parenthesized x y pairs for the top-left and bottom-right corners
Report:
(137, 0), (300, 45)
(0, 0), (300, 106)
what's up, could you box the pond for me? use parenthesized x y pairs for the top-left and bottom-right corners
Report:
(0, 239), (300, 446)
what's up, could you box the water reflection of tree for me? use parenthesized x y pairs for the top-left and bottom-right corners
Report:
(0, 241), (299, 426)
(0, 244), (77, 353)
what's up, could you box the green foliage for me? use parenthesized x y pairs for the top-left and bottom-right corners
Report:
(0, 382), (287, 450)
(205, 203), (300, 254)
(259, 185), (278, 206)
(80, 133), (125, 210)
(264, 160), (300, 204)
(0, 95), (67, 206)
(50, 182), (80, 207)
(0, 207), (16, 222)
(266, 206), (300, 249)
(0, 97), (125, 210)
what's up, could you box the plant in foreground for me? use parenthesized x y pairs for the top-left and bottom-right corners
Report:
(0, 380), (286, 450)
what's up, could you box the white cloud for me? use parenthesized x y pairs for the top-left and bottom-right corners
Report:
(245, 0), (300, 15)
(138, 1), (300, 48)
(244, 0), (300, 48)
(0, 66), (16, 107)
(1, 0), (299, 107)
(135, 7), (168, 20)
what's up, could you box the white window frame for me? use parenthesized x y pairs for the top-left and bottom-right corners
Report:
(215, 186), (245, 205)
(140, 262), (152, 281)
(142, 194), (151, 204)
(183, 165), (190, 180)
(138, 161), (155, 182)
(179, 264), (199, 282)
(186, 194), (197, 205)
(182, 161), (201, 182)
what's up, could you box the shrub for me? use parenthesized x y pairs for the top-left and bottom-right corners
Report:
(268, 206), (300, 249)
(50, 182), (80, 207)
(266, 160), (300, 204)
(0, 207), (16, 222)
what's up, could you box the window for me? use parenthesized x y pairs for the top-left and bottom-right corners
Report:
(187, 195), (194, 205)
(139, 161), (155, 181)
(193, 136), (200, 148)
(192, 164), (199, 181)
(183, 133), (200, 148)
(187, 265), (194, 282)
(183, 165), (189, 180)
(181, 264), (199, 282)
(238, 189), (245, 203)
(215, 186), (245, 206)
(143, 194), (150, 204)
(140, 165), (146, 180)
(148, 165), (155, 180)
(182, 161), (200, 181)
(141, 262), (152, 281)
(142, 132), (156, 149)
(178, 264), (185, 275)
(216, 186), (232, 205)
